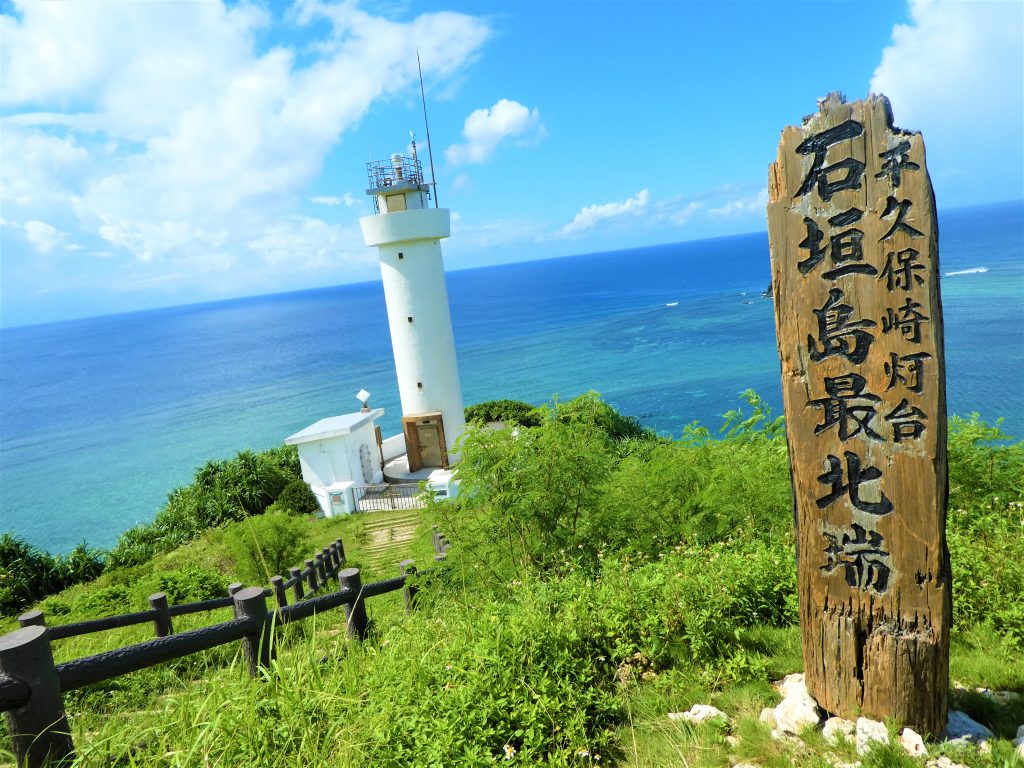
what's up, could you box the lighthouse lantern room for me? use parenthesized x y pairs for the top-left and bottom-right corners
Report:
(359, 142), (466, 473)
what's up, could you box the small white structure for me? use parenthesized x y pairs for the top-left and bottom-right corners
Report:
(359, 144), (466, 472)
(284, 408), (384, 516)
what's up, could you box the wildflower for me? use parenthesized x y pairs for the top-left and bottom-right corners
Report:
(503, 744), (516, 760)
(577, 748), (591, 757)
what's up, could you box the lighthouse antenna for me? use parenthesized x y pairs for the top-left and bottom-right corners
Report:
(417, 49), (439, 209)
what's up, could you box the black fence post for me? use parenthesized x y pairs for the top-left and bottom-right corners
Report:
(232, 587), (272, 676)
(0, 626), (74, 767)
(338, 567), (369, 640)
(289, 567), (304, 602)
(305, 559), (318, 593)
(148, 593), (173, 637)
(335, 537), (346, 562)
(399, 559), (418, 615)
(227, 582), (243, 597)
(269, 576), (288, 610)
(18, 610), (45, 628)
(316, 553), (327, 584)
(322, 547), (333, 576)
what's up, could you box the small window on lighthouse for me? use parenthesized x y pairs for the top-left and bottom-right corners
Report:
(407, 316), (413, 323)
(417, 382), (423, 389)
(398, 252), (404, 259)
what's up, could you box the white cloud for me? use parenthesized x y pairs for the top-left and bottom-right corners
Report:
(445, 99), (544, 165)
(0, 0), (490, 310)
(23, 220), (65, 254)
(248, 216), (374, 272)
(870, 0), (1022, 195)
(556, 189), (650, 238)
(708, 188), (768, 218)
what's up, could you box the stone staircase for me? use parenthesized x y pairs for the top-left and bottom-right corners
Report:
(357, 508), (422, 573)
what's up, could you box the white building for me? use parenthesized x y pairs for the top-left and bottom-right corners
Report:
(284, 409), (385, 517)
(359, 146), (466, 472)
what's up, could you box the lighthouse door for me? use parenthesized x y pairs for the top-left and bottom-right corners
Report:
(402, 413), (448, 472)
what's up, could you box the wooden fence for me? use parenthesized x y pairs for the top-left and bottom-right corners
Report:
(0, 533), (451, 767)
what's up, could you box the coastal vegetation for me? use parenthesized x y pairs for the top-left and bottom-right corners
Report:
(1, 393), (1022, 766)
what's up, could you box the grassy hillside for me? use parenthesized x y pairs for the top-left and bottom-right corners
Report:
(2, 393), (1021, 767)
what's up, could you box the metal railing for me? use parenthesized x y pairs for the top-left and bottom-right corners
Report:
(352, 483), (425, 512)
(366, 156), (424, 190)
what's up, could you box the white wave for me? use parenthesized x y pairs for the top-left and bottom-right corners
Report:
(944, 267), (989, 276)
(665, 301), (678, 307)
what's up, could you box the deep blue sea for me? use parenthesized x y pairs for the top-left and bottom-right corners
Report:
(2, 201), (1021, 554)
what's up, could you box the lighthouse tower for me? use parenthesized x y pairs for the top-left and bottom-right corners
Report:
(359, 143), (466, 472)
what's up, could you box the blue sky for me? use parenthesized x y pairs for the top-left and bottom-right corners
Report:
(2, 0), (1021, 327)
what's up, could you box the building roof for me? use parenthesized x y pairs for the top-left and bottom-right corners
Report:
(284, 408), (384, 445)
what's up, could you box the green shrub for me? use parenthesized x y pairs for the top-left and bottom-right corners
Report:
(0, 534), (105, 616)
(108, 446), (303, 568)
(275, 479), (320, 515)
(134, 566), (228, 607)
(223, 511), (308, 585)
(465, 399), (543, 427)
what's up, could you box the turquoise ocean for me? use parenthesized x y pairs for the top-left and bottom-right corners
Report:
(1, 201), (1021, 554)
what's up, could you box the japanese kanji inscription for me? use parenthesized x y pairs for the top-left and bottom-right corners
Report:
(767, 93), (951, 735)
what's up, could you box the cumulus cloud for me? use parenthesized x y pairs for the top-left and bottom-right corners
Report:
(23, 220), (65, 254)
(309, 193), (361, 208)
(445, 99), (544, 165)
(708, 188), (768, 218)
(0, 0), (490, 312)
(870, 0), (1022, 199)
(556, 189), (650, 238)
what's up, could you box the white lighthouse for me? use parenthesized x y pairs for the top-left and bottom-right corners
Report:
(359, 143), (466, 472)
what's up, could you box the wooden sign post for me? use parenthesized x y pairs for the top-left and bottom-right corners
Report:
(767, 93), (951, 735)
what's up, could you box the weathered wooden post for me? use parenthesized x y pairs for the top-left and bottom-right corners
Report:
(767, 92), (951, 735)
(0, 626), (75, 767)
(232, 587), (273, 676)
(335, 537), (346, 563)
(18, 610), (45, 628)
(322, 546), (333, 575)
(227, 582), (243, 597)
(289, 567), (305, 602)
(148, 592), (173, 637)
(315, 553), (327, 585)
(305, 559), (318, 593)
(269, 576), (289, 610)
(399, 559), (418, 615)
(338, 567), (369, 640)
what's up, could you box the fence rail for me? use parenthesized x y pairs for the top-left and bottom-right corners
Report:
(0, 533), (444, 768)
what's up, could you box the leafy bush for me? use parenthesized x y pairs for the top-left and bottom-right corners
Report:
(441, 398), (615, 579)
(948, 413), (1024, 508)
(548, 391), (656, 442)
(274, 478), (320, 515)
(135, 566), (228, 606)
(0, 534), (105, 616)
(109, 446), (303, 568)
(465, 399), (543, 427)
(223, 511), (308, 585)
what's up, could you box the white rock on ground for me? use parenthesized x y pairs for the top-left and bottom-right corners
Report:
(759, 708), (777, 728)
(774, 673), (807, 698)
(771, 675), (823, 735)
(926, 757), (968, 768)
(822, 717), (855, 745)
(944, 710), (994, 744)
(899, 727), (928, 757)
(855, 717), (889, 754)
(1014, 723), (1024, 757)
(667, 704), (729, 724)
